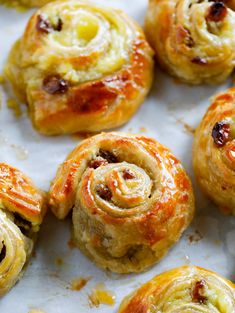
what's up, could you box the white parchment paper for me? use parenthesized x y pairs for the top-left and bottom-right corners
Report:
(0, 1), (234, 312)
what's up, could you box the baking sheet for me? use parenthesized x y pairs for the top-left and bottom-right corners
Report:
(0, 1), (235, 312)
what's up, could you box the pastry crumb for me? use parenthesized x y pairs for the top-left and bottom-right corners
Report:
(68, 238), (76, 249)
(88, 283), (116, 307)
(10, 144), (28, 160)
(187, 229), (203, 244)
(28, 309), (45, 313)
(70, 277), (90, 291)
(176, 118), (195, 135)
(139, 127), (147, 133)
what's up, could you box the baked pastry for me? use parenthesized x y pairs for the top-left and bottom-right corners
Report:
(5, 0), (154, 135)
(118, 266), (235, 312)
(0, 163), (46, 295)
(0, 0), (53, 8)
(145, 0), (235, 84)
(193, 87), (235, 214)
(49, 132), (195, 273)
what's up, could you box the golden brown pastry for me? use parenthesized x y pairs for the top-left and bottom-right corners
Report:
(193, 87), (235, 214)
(49, 132), (195, 273)
(5, 0), (154, 135)
(118, 266), (235, 312)
(0, 0), (52, 9)
(0, 163), (46, 295)
(145, 0), (235, 84)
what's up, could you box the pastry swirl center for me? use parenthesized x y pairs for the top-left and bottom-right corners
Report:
(92, 162), (152, 209)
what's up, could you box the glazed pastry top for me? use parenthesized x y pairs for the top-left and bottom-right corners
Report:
(0, 163), (46, 225)
(5, 0), (153, 134)
(0, 163), (46, 296)
(119, 266), (235, 312)
(49, 132), (194, 273)
(193, 87), (235, 214)
(145, 0), (235, 84)
(49, 132), (194, 221)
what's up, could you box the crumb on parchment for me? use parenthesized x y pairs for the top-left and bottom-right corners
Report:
(88, 283), (116, 308)
(70, 277), (91, 291)
(187, 229), (203, 244)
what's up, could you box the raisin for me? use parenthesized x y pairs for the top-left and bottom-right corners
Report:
(96, 184), (112, 201)
(212, 121), (230, 147)
(98, 149), (118, 163)
(191, 57), (207, 65)
(0, 243), (6, 262)
(54, 18), (63, 31)
(206, 2), (227, 22)
(42, 75), (69, 94)
(192, 280), (207, 304)
(185, 35), (195, 48)
(123, 169), (135, 180)
(89, 158), (108, 169)
(14, 213), (32, 236)
(36, 15), (52, 34)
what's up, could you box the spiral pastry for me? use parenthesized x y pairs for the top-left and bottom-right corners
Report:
(5, 0), (154, 135)
(118, 266), (235, 312)
(145, 0), (235, 84)
(0, 163), (46, 295)
(193, 87), (235, 214)
(49, 132), (194, 273)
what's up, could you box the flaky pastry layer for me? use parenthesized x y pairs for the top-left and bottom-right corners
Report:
(119, 266), (235, 313)
(193, 87), (235, 214)
(49, 132), (194, 273)
(5, 0), (154, 134)
(0, 163), (46, 295)
(145, 0), (235, 84)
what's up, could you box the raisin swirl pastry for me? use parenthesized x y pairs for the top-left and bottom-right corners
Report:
(145, 0), (235, 84)
(193, 87), (235, 214)
(0, 163), (46, 295)
(118, 266), (235, 312)
(5, 0), (154, 135)
(49, 132), (194, 273)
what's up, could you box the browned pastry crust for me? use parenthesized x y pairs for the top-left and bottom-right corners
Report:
(145, 0), (235, 84)
(0, 163), (46, 295)
(49, 132), (195, 273)
(118, 266), (235, 312)
(5, 0), (154, 135)
(193, 87), (235, 214)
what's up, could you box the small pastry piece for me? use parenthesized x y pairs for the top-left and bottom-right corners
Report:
(49, 132), (195, 273)
(118, 266), (235, 312)
(145, 0), (235, 84)
(5, 0), (154, 135)
(0, 163), (46, 295)
(193, 87), (235, 214)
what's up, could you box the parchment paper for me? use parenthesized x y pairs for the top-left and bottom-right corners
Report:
(0, 1), (234, 312)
